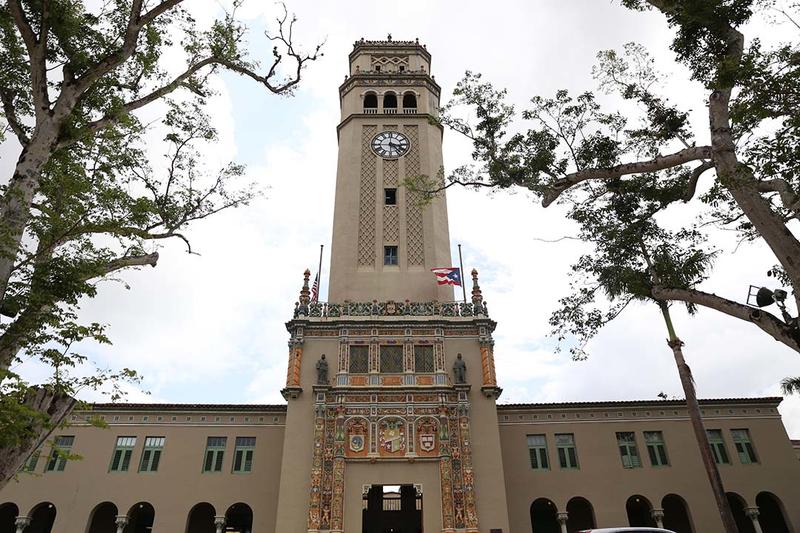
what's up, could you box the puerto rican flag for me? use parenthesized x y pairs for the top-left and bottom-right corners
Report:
(431, 267), (462, 286)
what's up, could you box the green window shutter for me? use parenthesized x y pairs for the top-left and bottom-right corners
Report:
(204, 450), (214, 471)
(151, 450), (161, 471)
(121, 449), (132, 471)
(214, 450), (224, 471)
(244, 450), (253, 472)
(111, 450), (122, 471)
(526, 435), (548, 470)
(731, 429), (757, 464)
(234, 450), (243, 472)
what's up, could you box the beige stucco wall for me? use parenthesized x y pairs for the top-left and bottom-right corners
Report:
(498, 401), (800, 533)
(0, 409), (285, 532)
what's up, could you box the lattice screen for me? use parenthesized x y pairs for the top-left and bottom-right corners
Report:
(404, 125), (425, 265)
(349, 345), (369, 374)
(380, 345), (404, 373)
(357, 126), (378, 266)
(414, 345), (434, 373)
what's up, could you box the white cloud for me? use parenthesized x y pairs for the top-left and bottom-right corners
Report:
(2, 1), (799, 437)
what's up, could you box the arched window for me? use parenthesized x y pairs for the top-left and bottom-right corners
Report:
(402, 93), (417, 113)
(662, 494), (694, 533)
(383, 93), (397, 114)
(626, 495), (655, 528)
(185, 502), (216, 533)
(0, 503), (19, 532)
(726, 492), (756, 533)
(127, 502), (154, 533)
(756, 492), (791, 533)
(27, 502), (56, 533)
(363, 93), (378, 114)
(530, 498), (559, 533)
(86, 502), (118, 533)
(566, 497), (595, 533)
(225, 503), (253, 533)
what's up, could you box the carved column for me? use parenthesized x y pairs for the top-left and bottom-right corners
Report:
(557, 512), (569, 533)
(214, 516), (226, 533)
(438, 406), (455, 533)
(479, 342), (496, 387)
(307, 403), (326, 532)
(745, 507), (764, 533)
(114, 515), (128, 533)
(14, 516), (30, 533)
(651, 508), (665, 529)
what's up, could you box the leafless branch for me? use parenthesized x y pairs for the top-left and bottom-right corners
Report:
(683, 160), (715, 202)
(542, 145), (713, 207)
(0, 88), (29, 144)
(651, 285), (800, 353)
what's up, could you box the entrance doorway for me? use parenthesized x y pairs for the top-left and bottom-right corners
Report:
(362, 484), (422, 533)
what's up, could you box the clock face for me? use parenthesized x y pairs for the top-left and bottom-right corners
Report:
(371, 131), (410, 159)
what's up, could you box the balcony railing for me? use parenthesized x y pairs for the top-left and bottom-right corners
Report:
(383, 108), (397, 114)
(294, 300), (488, 319)
(364, 108), (378, 114)
(403, 108), (417, 114)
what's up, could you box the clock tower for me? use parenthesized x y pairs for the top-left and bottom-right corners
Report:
(328, 37), (454, 304)
(274, 38), (510, 533)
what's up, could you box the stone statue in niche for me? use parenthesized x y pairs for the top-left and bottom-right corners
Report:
(453, 353), (467, 384)
(316, 354), (329, 385)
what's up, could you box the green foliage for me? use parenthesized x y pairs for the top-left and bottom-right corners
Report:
(0, 1), (318, 474)
(435, 1), (800, 358)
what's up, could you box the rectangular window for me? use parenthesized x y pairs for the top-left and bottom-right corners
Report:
(139, 436), (165, 472)
(349, 345), (369, 374)
(527, 434), (549, 470)
(384, 245), (398, 266)
(617, 432), (641, 468)
(707, 429), (730, 464)
(233, 437), (256, 473)
(109, 436), (136, 472)
(22, 450), (40, 473)
(414, 345), (434, 373)
(384, 188), (397, 205)
(46, 436), (74, 472)
(731, 429), (757, 464)
(380, 345), (404, 373)
(555, 433), (579, 469)
(644, 431), (669, 466)
(203, 437), (227, 472)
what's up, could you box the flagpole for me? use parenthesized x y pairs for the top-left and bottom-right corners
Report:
(457, 244), (467, 304)
(316, 244), (324, 300)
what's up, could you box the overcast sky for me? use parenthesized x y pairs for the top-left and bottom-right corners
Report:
(4, 0), (800, 437)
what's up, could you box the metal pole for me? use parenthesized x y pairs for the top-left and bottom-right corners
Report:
(457, 244), (467, 303)
(316, 244), (324, 301)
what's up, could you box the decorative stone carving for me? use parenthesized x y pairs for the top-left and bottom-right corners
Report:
(316, 354), (329, 385)
(453, 353), (467, 384)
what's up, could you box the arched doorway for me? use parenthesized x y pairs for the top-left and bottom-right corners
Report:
(185, 503), (215, 533)
(28, 503), (56, 533)
(727, 492), (756, 533)
(530, 498), (559, 533)
(662, 494), (693, 533)
(756, 492), (791, 533)
(626, 495), (655, 528)
(86, 502), (118, 533)
(125, 502), (154, 533)
(225, 503), (253, 533)
(566, 497), (595, 533)
(0, 503), (19, 533)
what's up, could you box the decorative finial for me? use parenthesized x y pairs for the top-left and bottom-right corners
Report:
(471, 268), (484, 315)
(297, 269), (311, 316)
(387, 33), (392, 41)
(415, 37), (419, 44)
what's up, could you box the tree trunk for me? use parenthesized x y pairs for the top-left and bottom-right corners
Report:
(658, 302), (737, 533)
(0, 387), (77, 491)
(0, 126), (60, 306)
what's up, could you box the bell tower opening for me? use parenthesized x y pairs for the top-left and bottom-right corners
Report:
(362, 484), (423, 533)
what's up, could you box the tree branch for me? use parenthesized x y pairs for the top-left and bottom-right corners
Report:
(99, 252), (159, 276)
(651, 286), (800, 353)
(684, 160), (714, 202)
(542, 145), (713, 207)
(0, 88), (29, 144)
(757, 178), (800, 214)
